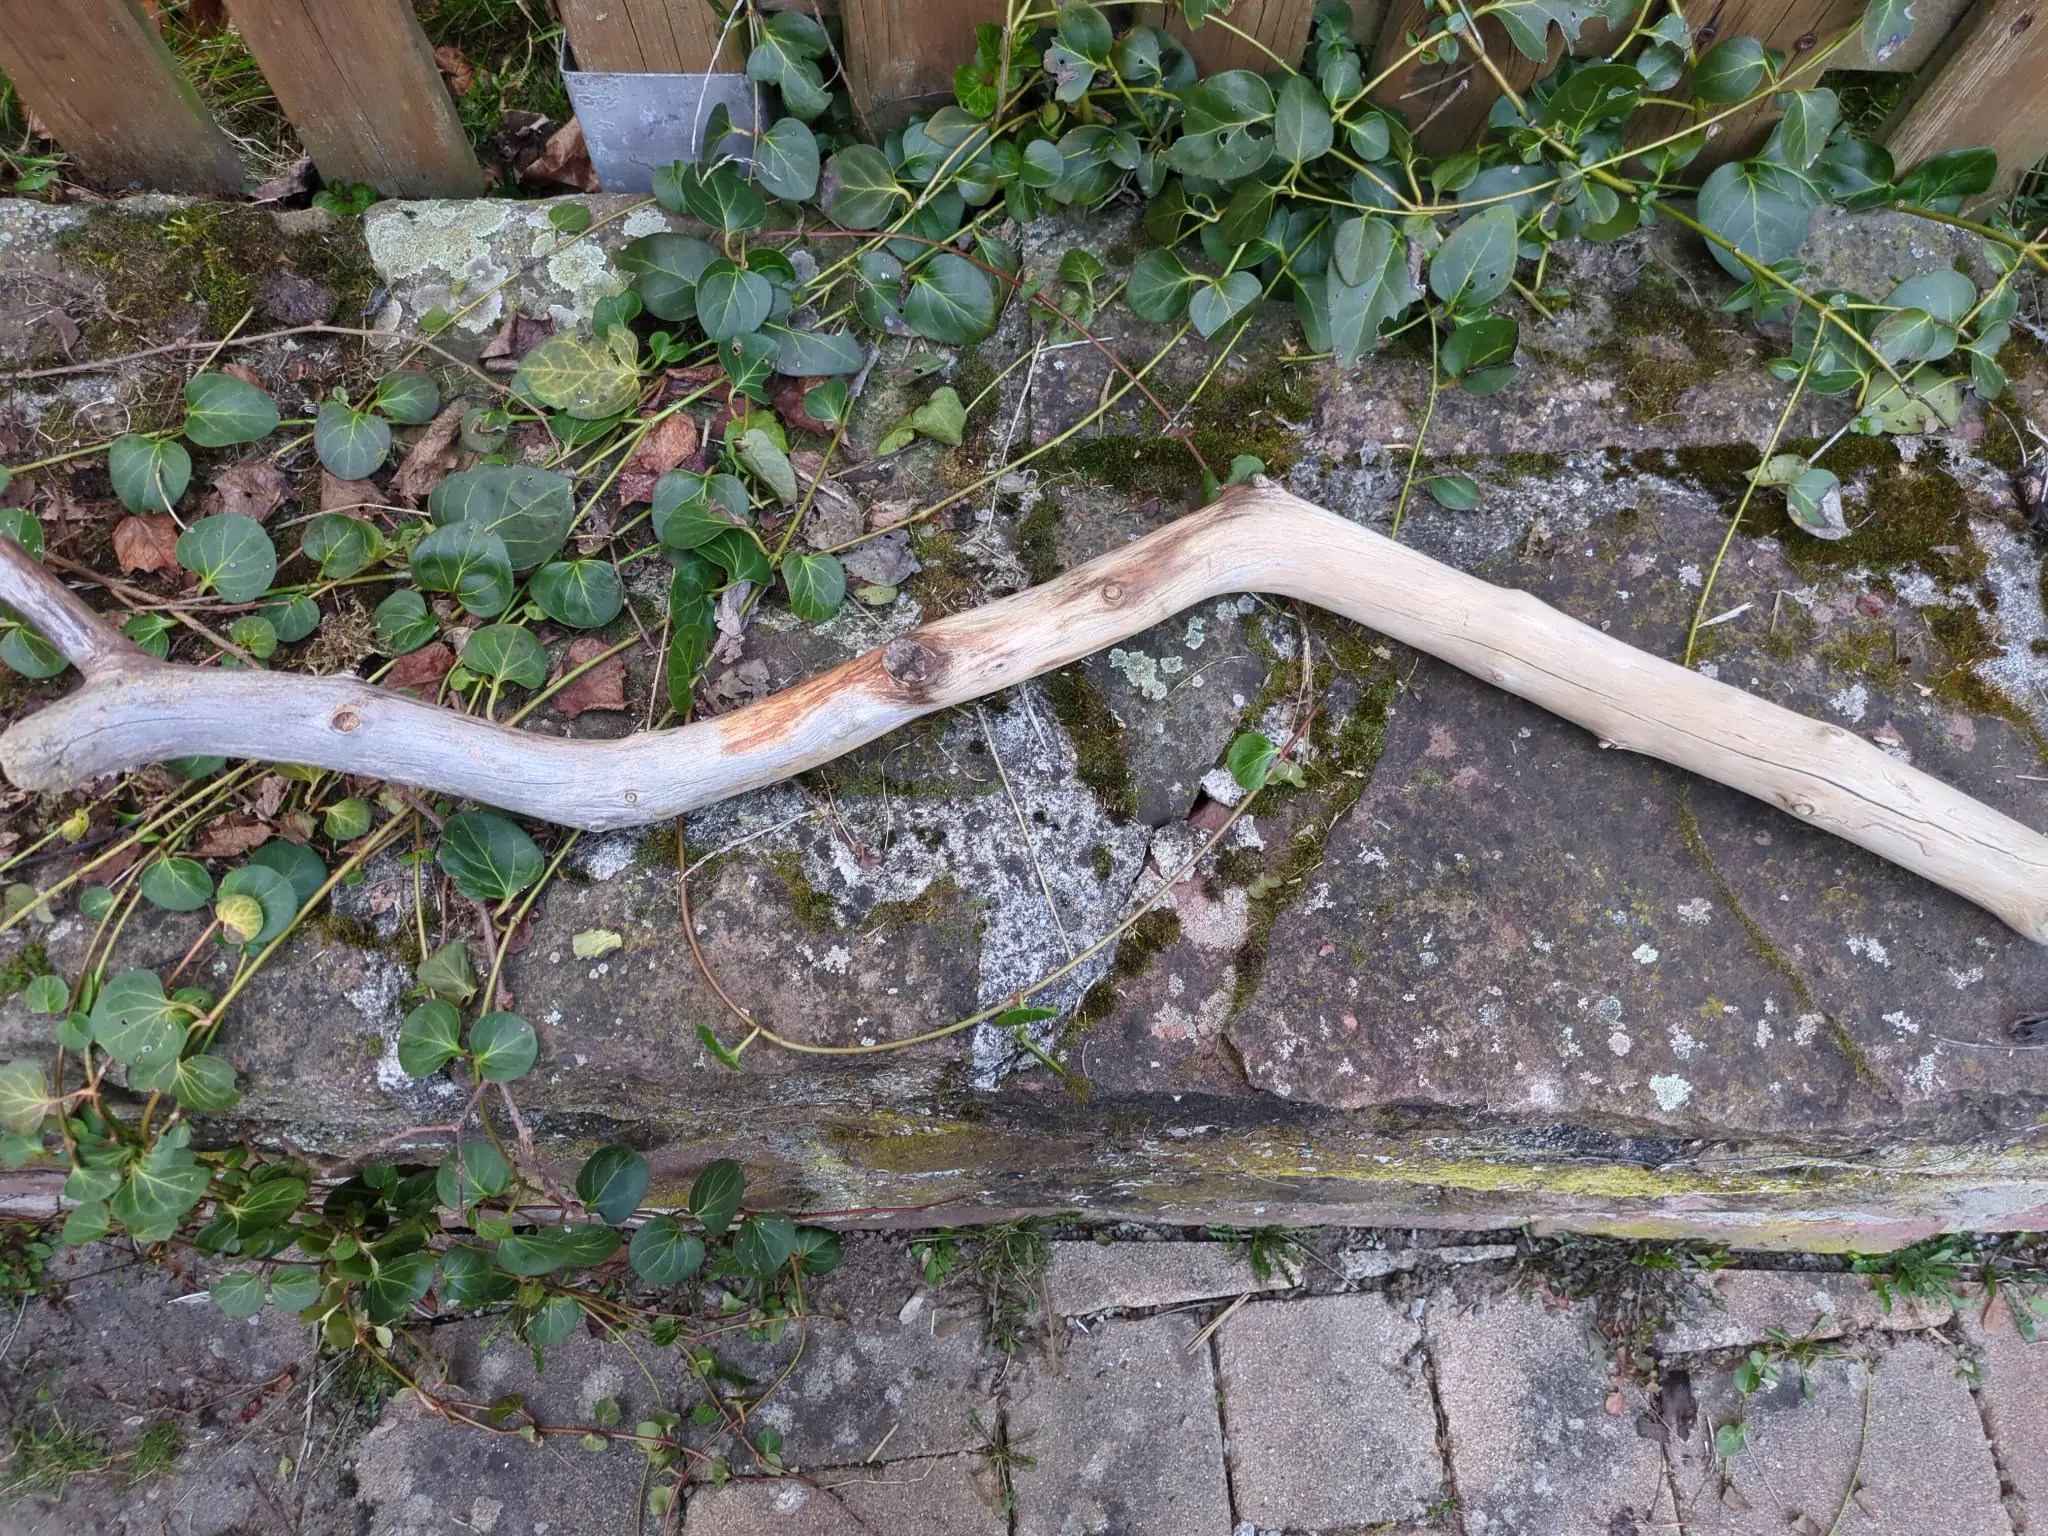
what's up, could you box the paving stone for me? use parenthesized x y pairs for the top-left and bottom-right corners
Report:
(1045, 1241), (1298, 1315)
(1668, 1336), (2008, 1535)
(683, 1455), (1005, 1535)
(1337, 1242), (1518, 1280)
(1958, 1290), (2048, 1528)
(1008, 1312), (1233, 1536)
(1429, 1292), (1668, 1535)
(1655, 1270), (1953, 1356)
(1216, 1294), (1444, 1530)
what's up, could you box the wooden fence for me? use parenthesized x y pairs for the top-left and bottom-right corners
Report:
(0, 0), (2043, 201)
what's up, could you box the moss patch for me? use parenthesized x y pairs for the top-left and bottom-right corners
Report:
(769, 851), (837, 931)
(0, 943), (51, 1002)
(1040, 665), (1136, 822)
(1015, 492), (1064, 586)
(1586, 269), (1746, 425)
(1072, 908), (1183, 1028)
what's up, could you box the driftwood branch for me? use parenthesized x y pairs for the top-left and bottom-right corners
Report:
(4, 483), (2046, 944)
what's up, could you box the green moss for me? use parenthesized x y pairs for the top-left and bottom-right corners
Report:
(1040, 665), (1136, 822)
(769, 851), (837, 931)
(0, 943), (51, 1002)
(1015, 492), (1064, 586)
(638, 823), (681, 869)
(907, 529), (983, 616)
(1048, 354), (1318, 496)
(1587, 269), (1744, 425)
(313, 913), (413, 963)
(1818, 626), (1907, 691)
(1819, 69), (1913, 135)
(1071, 908), (1182, 1030)
(1089, 843), (1113, 880)
(866, 876), (970, 938)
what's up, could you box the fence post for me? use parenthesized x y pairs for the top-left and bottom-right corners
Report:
(1887, 0), (2048, 199)
(558, 0), (743, 73)
(842, 0), (1004, 132)
(223, 0), (484, 198)
(1170, 0), (1321, 72)
(0, 0), (243, 194)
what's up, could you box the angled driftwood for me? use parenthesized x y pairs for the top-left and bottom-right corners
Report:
(3, 483), (2046, 943)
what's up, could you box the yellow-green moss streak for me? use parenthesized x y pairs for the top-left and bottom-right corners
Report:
(1040, 665), (1138, 822)
(0, 943), (51, 1002)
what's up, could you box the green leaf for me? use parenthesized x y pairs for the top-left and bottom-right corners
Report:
(1541, 63), (1643, 136)
(667, 594), (714, 709)
(108, 435), (191, 514)
(736, 428), (799, 503)
(531, 560), (623, 629)
(495, 1223), (620, 1277)
(1430, 205), (1519, 308)
(1226, 730), (1279, 791)
(314, 401), (392, 480)
(140, 857), (213, 912)
(769, 325), (865, 377)
(1491, 0), (1605, 60)
(754, 116), (821, 201)
(794, 1226), (844, 1275)
(1890, 270), (1980, 324)
(183, 373), (279, 447)
(437, 811), (543, 902)
(516, 332), (642, 420)
(462, 623), (549, 688)
(1764, 89), (1837, 172)
(110, 1128), (210, 1241)
(695, 261), (773, 342)
(437, 1138), (513, 1207)
(675, 160), (767, 232)
(410, 523), (515, 617)
(1128, 249), (1197, 323)
(212, 1270), (267, 1318)
(1895, 147), (1997, 208)
(399, 999), (463, 1077)
(803, 379), (849, 427)
(228, 614), (278, 660)
(733, 1212), (798, 1274)
(175, 514), (276, 603)
(526, 1293), (583, 1346)
(909, 386), (967, 445)
(1816, 137), (1895, 208)
(469, 1011), (538, 1082)
(1862, 0), (1917, 64)
(549, 201), (593, 235)
(23, 974), (67, 1015)
(1273, 74), (1332, 165)
(428, 464), (576, 572)
(700, 528), (770, 586)
(1696, 158), (1820, 278)
(1163, 71), (1274, 180)
(689, 1159), (745, 1236)
(439, 1244), (515, 1306)
(1784, 465), (1848, 538)
(1020, 139), (1064, 188)
(242, 843), (323, 912)
(1189, 271), (1261, 338)
(619, 232), (719, 322)
(1871, 306), (1957, 364)
(782, 552), (845, 622)
(268, 1265), (322, 1311)
(629, 1216), (705, 1284)
(822, 144), (906, 228)
(0, 506), (44, 561)
(365, 1250), (436, 1323)
(653, 471), (749, 551)
(1426, 472), (1482, 509)
(374, 370), (440, 425)
(1440, 315), (1518, 379)
(904, 253), (999, 344)
(374, 588), (438, 653)
(1693, 36), (1769, 102)
(217, 864), (298, 947)
(575, 1144), (650, 1224)
(0, 628), (65, 679)
(62, 1201), (109, 1245)
(415, 939), (476, 1004)
(260, 594), (320, 643)
(135, 1051), (237, 1111)
(1866, 365), (1965, 432)
(0, 1059), (49, 1136)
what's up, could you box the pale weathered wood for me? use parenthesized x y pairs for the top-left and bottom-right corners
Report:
(4, 487), (2046, 944)
(1888, 0), (2048, 199)
(842, 0), (1002, 131)
(0, 0), (243, 193)
(1168, 0), (1322, 72)
(223, 0), (483, 198)
(558, 0), (743, 73)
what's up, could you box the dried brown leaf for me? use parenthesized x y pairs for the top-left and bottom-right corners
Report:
(770, 373), (835, 437)
(522, 119), (598, 192)
(208, 459), (287, 523)
(842, 531), (920, 588)
(250, 158), (315, 205)
(433, 44), (476, 97)
(112, 513), (179, 575)
(703, 659), (770, 715)
(252, 774), (288, 821)
(389, 401), (467, 505)
(192, 816), (270, 858)
(617, 412), (701, 505)
(481, 310), (553, 372)
(384, 642), (455, 698)
(319, 471), (377, 515)
(220, 363), (264, 388)
(552, 637), (628, 718)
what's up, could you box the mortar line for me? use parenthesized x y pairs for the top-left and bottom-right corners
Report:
(1957, 1328), (2027, 1536)
(1205, 1315), (1245, 1529)
(1416, 1306), (1471, 1536)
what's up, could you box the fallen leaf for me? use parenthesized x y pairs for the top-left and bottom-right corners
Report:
(496, 110), (553, 174)
(618, 412), (701, 505)
(800, 480), (862, 548)
(192, 816), (270, 858)
(552, 636), (627, 718)
(1718, 1484), (1752, 1512)
(480, 310), (553, 372)
(572, 928), (623, 960)
(278, 810), (316, 844)
(712, 584), (751, 665)
(866, 499), (916, 531)
(1852, 1488), (1880, 1517)
(113, 513), (180, 575)
(770, 373), (835, 436)
(522, 118), (598, 191)
(433, 44), (475, 97)
(43, 309), (79, 356)
(384, 642), (455, 698)
(207, 459), (287, 523)
(1788, 1513), (1822, 1536)
(320, 471), (378, 514)
(252, 774), (288, 821)
(1659, 1368), (1696, 1442)
(842, 530), (920, 588)
(220, 363), (264, 388)
(1604, 1390), (1627, 1416)
(703, 659), (770, 714)
(250, 157), (316, 204)
(389, 401), (467, 504)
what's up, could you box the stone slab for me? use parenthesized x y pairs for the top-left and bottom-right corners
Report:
(1007, 1312), (1234, 1536)
(1045, 1241), (1298, 1315)
(1428, 1292), (1668, 1536)
(1669, 1338), (2009, 1535)
(683, 1456), (1005, 1535)
(1654, 1270), (1953, 1356)
(1959, 1291), (2048, 1529)
(1216, 1294), (1445, 1530)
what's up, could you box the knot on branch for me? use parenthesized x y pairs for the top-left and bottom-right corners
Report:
(882, 638), (943, 690)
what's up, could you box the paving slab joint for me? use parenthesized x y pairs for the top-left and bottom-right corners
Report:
(1207, 1321), (1246, 1530)
(1415, 1316), (1470, 1536)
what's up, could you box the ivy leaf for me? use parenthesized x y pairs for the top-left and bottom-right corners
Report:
(108, 435), (192, 514)
(1128, 249), (1197, 323)
(1693, 36), (1769, 102)
(364, 1250), (437, 1324)
(268, 1265), (322, 1311)
(1696, 159), (1820, 279)
(1816, 138), (1895, 208)
(469, 1011), (538, 1082)
(428, 464), (575, 571)
(437, 1138), (512, 1207)
(176, 515), (277, 603)
(1871, 306), (1958, 365)
(183, 373), (279, 447)
(437, 811), (543, 902)
(619, 232), (719, 322)
(736, 428), (799, 503)
(0, 628), (64, 679)
(0, 507), (43, 560)
(689, 1158), (745, 1236)
(575, 1145), (650, 1225)
(211, 1270), (268, 1318)
(314, 402), (392, 480)
(1226, 730), (1281, 791)
(1189, 270), (1261, 338)
(22, 975), (67, 1015)
(1430, 205), (1519, 309)
(300, 514), (384, 580)
(110, 1127), (210, 1241)
(0, 1059), (49, 1136)
(1163, 71), (1274, 180)
(733, 1213), (798, 1275)
(260, 595), (320, 643)
(373, 370), (440, 425)
(374, 588), (439, 653)
(1541, 63), (1643, 137)
(904, 253), (999, 344)
(410, 523), (515, 617)
(909, 386), (967, 445)
(216, 864), (298, 947)
(1894, 147), (1996, 209)
(1273, 73), (1333, 164)
(1491, 0), (1605, 60)
(415, 939), (477, 1004)
(768, 325), (865, 377)
(629, 1216), (705, 1284)
(1862, 0), (1917, 64)
(462, 623), (549, 688)
(531, 560), (624, 629)
(398, 1000), (463, 1077)
(516, 332), (642, 420)
(695, 261), (774, 342)
(782, 552), (845, 622)
(1440, 315), (1519, 380)
(1784, 466), (1849, 539)
(1764, 89), (1838, 172)
(439, 1244), (515, 1306)
(246, 840), (326, 907)
(140, 857), (213, 912)
(681, 160), (767, 232)
(1426, 472), (1482, 509)
(822, 144), (906, 229)
(136, 1052), (238, 1112)
(495, 1223), (620, 1277)
(754, 116), (821, 202)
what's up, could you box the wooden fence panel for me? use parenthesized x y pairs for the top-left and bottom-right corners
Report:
(224, 0), (483, 198)
(558, 0), (743, 74)
(1168, 0), (1322, 72)
(1367, 0), (1592, 156)
(1888, 0), (2048, 199)
(0, 0), (243, 194)
(842, 0), (1002, 131)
